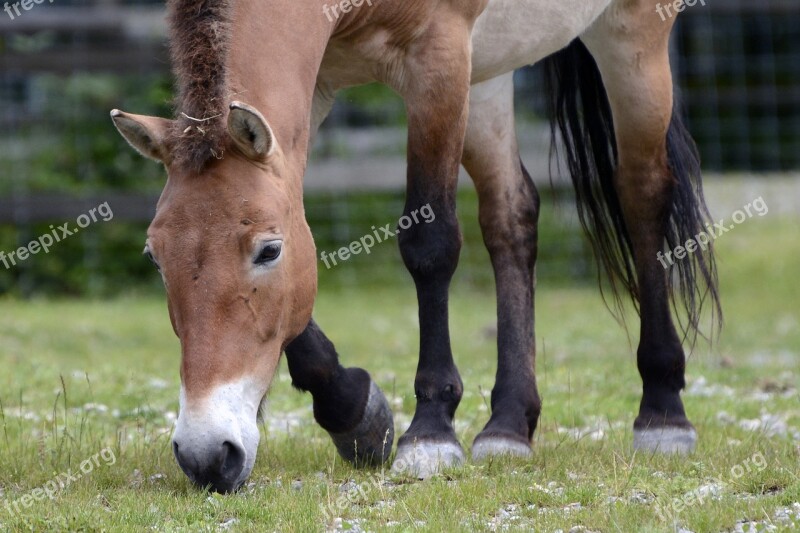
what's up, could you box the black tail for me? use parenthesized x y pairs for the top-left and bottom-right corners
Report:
(542, 39), (721, 341)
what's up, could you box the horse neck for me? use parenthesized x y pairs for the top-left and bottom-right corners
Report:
(228, 1), (334, 173)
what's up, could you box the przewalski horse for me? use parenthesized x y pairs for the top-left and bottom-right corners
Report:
(111, 0), (720, 492)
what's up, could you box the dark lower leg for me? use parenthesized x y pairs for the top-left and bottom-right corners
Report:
(285, 319), (371, 432)
(635, 263), (692, 430)
(397, 190), (464, 446)
(461, 74), (542, 451)
(476, 162), (542, 443)
(617, 169), (692, 431)
(285, 319), (394, 465)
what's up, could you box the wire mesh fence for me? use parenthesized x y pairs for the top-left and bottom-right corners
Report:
(672, 0), (800, 171)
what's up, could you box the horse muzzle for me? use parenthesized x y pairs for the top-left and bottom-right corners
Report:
(171, 382), (262, 493)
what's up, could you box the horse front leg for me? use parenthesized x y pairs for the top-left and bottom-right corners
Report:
(285, 319), (395, 466)
(285, 86), (395, 467)
(390, 18), (475, 479)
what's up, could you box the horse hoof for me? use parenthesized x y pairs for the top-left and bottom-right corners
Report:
(328, 381), (394, 466)
(391, 439), (465, 479)
(471, 435), (532, 461)
(633, 426), (697, 454)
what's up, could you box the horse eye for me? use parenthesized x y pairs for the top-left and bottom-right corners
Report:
(254, 241), (282, 266)
(143, 248), (160, 271)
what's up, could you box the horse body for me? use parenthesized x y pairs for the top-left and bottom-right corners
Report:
(314, 0), (613, 126)
(317, 0), (612, 85)
(111, 0), (719, 492)
(472, 0), (612, 82)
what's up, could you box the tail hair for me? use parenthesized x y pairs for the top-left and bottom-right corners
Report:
(542, 39), (722, 343)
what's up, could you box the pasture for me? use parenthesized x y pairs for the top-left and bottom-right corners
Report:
(0, 183), (797, 532)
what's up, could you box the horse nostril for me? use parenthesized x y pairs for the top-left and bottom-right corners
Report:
(221, 441), (245, 478)
(171, 437), (247, 493)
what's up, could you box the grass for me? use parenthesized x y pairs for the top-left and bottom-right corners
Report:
(0, 193), (798, 532)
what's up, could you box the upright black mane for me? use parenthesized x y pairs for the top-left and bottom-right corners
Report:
(167, 0), (233, 172)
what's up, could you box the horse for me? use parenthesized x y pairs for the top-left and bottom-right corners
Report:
(111, 0), (720, 493)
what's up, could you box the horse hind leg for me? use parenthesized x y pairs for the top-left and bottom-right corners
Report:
(462, 72), (541, 460)
(581, 9), (715, 453)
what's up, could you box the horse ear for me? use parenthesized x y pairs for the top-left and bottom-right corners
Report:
(110, 110), (173, 163)
(227, 101), (277, 161)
